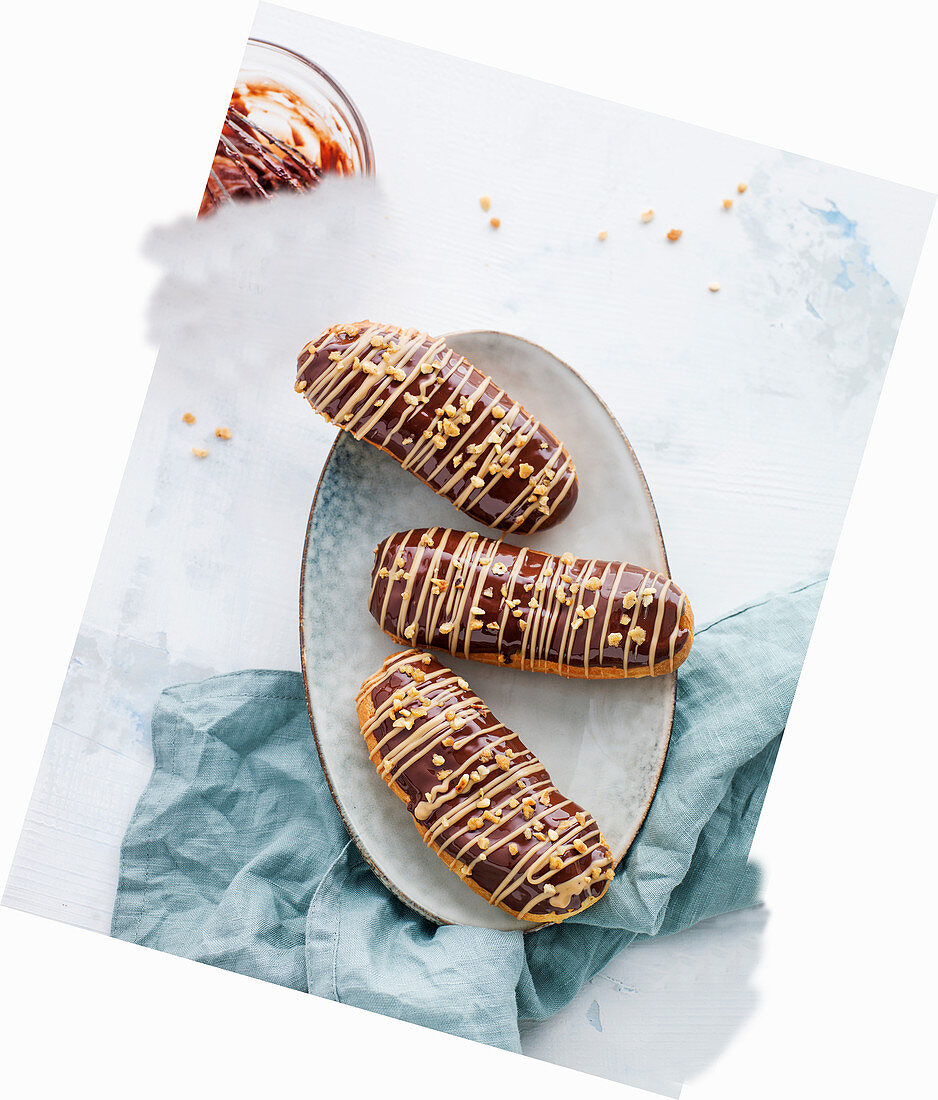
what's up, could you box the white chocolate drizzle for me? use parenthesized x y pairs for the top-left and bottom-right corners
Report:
(371, 528), (691, 677)
(296, 322), (576, 532)
(358, 650), (614, 919)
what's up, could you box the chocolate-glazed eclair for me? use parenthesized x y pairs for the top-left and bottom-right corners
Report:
(295, 321), (578, 533)
(369, 527), (694, 679)
(356, 650), (614, 922)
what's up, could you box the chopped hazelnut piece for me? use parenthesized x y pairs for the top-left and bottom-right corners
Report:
(597, 230), (608, 241)
(640, 209), (654, 223)
(508, 843), (519, 856)
(182, 412), (196, 424)
(456, 677), (469, 690)
(666, 228), (683, 241)
(519, 463), (534, 479)
(623, 590), (638, 610)
(550, 855), (564, 870)
(628, 625), (647, 644)
(722, 198), (733, 210)
(489, 217), (501, 229)
(479, 195), (491, 211)
(192, 447), (209, 458)
(607, 631), (623, 647)
(432, 754), (445, 767)
(737, 181), (748, 193)
(708, 282), (721, 292)
(293, 380), (306, 392)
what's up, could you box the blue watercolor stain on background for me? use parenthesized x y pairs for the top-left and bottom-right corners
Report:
(833, 260), (855, 290)
(805, 200), (858, 239)
(586, 1000), (603, 1032)
(800, 199), (897, 306)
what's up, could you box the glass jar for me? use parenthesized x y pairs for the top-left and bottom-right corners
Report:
(201, 37), (374, 215)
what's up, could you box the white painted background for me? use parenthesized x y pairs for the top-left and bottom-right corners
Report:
(1, 2), (936, 1099)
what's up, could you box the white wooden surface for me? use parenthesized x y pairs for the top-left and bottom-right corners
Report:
(2, 4), (932, 1093)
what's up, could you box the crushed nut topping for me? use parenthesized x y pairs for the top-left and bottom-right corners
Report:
(628, 625), (647, 644)
(607, 631), (623, 647)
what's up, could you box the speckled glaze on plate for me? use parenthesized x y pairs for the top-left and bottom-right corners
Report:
(300, 331), (675, 931)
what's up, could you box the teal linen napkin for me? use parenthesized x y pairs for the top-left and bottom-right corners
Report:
(112, 576), (824, 1052)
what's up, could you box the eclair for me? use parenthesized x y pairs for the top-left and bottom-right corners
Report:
(295, 321), (578, 533)
(369, 527), (694, 679)
(356, 650), (614, 923)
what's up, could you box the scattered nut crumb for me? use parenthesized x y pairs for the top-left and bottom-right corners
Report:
(489, 217), (501, 229)
(192, 447), (209, 458)
(737, 182), (748, 193)
(480, 195), (491, 211)
(294, 379), (307, 392)
(666, 228), (683, 241)
(708, 282), (721, 292)
(182, 412), (196, 424)
(597, 230), (608, 241)
(640, 209), (655, 223)
(214, 427), (232, 439)
(722, 198), (733, 210)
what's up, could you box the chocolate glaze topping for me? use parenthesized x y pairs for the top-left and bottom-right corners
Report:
(296, 322), (578, 533)
(369, 528), (693, 677)
(357, 650), (614, 920)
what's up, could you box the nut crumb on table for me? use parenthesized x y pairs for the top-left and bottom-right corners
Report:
(640, 209), (654, 223)
(182, 412), (196, 424)
(737, 181), (748, 193)
(597, 230), (608, 241)
(479, 195), (491, 211)
(215, 427), (232, 439)
(708, 282), (721, 292)
(666, 228), (682, 241)
(489, 216), (501, 228)
(192, 447), (209, 458)
(723, 198), (733, 209)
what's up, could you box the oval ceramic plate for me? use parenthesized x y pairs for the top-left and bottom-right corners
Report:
(300, 331), (675, 931)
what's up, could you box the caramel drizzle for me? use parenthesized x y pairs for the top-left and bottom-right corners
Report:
(373, 529), (687, 675)
(359, 651), (613, 917)
(296, 322), (575, 532)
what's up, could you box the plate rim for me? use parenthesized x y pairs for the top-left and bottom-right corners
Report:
(298, 328), (677, 929)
